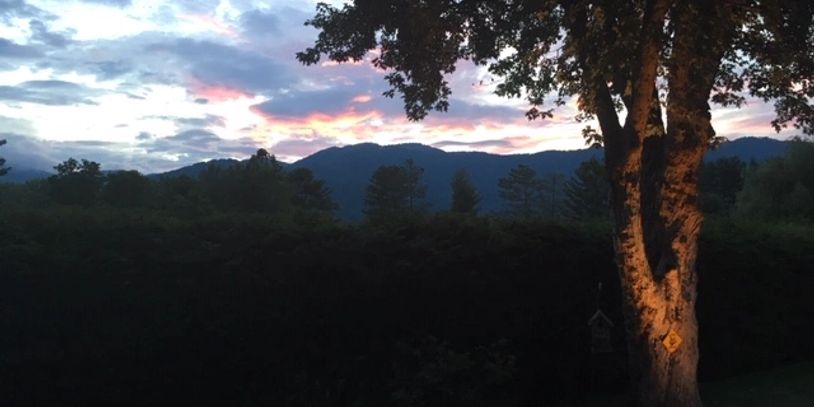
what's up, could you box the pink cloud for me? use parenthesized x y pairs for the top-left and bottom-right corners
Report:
(188, 77), (254, 102)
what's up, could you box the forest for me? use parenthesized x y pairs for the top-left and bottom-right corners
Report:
(1, 138), (812, 405)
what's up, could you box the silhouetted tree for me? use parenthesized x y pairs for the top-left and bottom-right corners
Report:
(299, 1), (814, 403)
(48, 158), (104, 206)
(0, 139), (9, 176)
(364, 160), (427, 222)
(450, 169), (480, 214)
(156, 175), (211, 215)
(403, 159), (427, 212)
(539, 172), (565, 220)
(288, 167), (337, 212)
(564, 158), (609, 221)
(498, 165), (541, 219)
(101, 170), (150, 208)
(699, 157), (745, 215)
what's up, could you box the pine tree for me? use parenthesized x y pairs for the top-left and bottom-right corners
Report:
(450, 169), (480, 214)
(564, 158), (610, 221)
(364, 159), (427, 222)
(498, 165), (542, 219)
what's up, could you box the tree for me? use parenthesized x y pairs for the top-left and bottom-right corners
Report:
(699, 157), (745, 215)
(498, 164), (542, 219)
(101, 170), (150, 208)
(539, 172), (565, 220)
(564, 157), (610, 221)
(364, 159), (427, 222)
(0, 139), (9, 176)
(450, 169), (480, 214)
(736, 139), (814, 221)
(299, 1), (814, 404)
(288, 167), (337, 212)
(49, 158), (104, 206)
(206, 149), (291, 214)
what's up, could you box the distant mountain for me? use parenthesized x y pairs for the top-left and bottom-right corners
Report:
(706, 137), (787, 162)
(286, 137), (788, 219)
(146, 158), (241, 180)
(0, 168), (52, 184)
(1, 136), (791, 219)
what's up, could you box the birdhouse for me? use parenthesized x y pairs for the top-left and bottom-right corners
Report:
(587, 309), (614, 353)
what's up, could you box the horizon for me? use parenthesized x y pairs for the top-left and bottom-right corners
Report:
(0, 0), (801, 174)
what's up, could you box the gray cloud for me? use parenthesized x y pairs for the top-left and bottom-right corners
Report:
(0, 132), (130, 171)
(270, 133), (339, 160)
(78, 0), (132, 7)
(253, 82), (403, 118)
(142, 114), (226, 129)
(176, 114), (226, 128)
(145, 38), (294, 94)
(0, 80), (103, 106)
(29, 19), (72, 48)
(240, 9), (281, 37)
(0, 0), (53, 22)
(0, 38), (42, 58)
(140, 128), (259, 163)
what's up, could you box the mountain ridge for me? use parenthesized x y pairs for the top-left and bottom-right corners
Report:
(1, 137), (790, 219)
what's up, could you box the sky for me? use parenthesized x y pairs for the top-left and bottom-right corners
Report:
(0, 0), (799, 173)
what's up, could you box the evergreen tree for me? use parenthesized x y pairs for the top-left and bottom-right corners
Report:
(564, 158), (609, 221)
(450, 169), (479, 214)
(364, 159), (427, 221)
(288, 167), (337, 212)
(0, 139), (9, 176)
(539, 172), (565, 220)
(403, 159), (427, 212)
(497, 165), (541, 219)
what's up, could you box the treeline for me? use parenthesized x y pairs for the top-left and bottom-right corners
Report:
(2, 139), (813, 224)
(0, 149), (336, 219)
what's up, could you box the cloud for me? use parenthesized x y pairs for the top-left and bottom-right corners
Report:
(239, 9), (281, 37)
(0, 132), (129, 171)
(270, 133), (339, 160)
(144, 38), (294, 95)
(78, 0), (132, 7)
(143, 114), (227, 129)
(140, 128), (259, 162)
(0, 80), (104, 106)
(253, 84), (400, 118)
(0, 0), (52, 22)
(29, 19), (72, 48)
(0, 38), (42, 58)
(175, 114), (226, 128)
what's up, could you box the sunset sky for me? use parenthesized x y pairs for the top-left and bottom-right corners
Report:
(0, 0), (798, 173)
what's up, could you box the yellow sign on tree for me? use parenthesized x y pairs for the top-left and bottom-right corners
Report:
(662, 330), (683, 354)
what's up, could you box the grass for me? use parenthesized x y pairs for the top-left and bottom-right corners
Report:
(554, 362), (814, 406)
(702, 362), (814, 407)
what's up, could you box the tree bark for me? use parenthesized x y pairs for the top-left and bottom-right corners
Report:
(590, 0), (737, 404)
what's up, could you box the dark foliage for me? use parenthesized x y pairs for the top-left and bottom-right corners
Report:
(450, 169), (480, 214)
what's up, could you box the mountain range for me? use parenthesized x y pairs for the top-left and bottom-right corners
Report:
(1, 137), (790, 219)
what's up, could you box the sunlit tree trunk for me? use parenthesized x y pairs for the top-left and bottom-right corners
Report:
(591, 1), (735, 405)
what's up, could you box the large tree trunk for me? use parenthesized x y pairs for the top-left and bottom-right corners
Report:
(589, 0), (736, 404)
